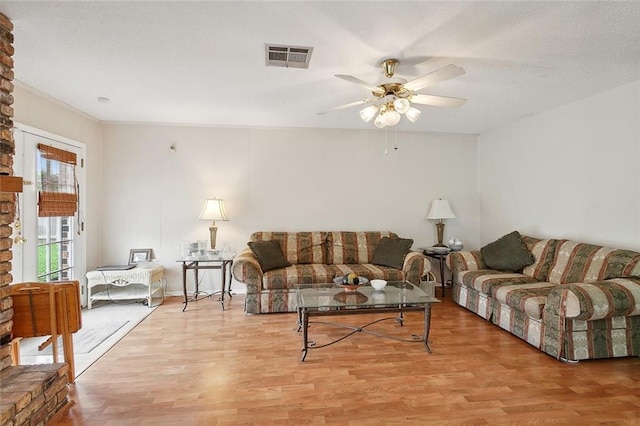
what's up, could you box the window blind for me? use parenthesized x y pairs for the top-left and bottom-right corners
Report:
(37, 143), (78, 217)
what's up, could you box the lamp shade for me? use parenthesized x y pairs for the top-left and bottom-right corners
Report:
(374, 112), (386, 128)
(426, 199), (456, 220)
(393, 98), (411, 114)
(359, 105), (379, 122)
(382, 109), (401, 126)
(405, 107), (422, 123)
(199, 198), (229, 221)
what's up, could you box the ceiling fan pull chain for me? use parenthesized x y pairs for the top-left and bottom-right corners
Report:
(384, 126), (388, 155)
(394, 126), (398, 151)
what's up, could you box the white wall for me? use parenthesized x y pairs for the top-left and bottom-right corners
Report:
(100, 123), (478, 294)
(12, 84), (103, 272)
(478, 80), (640, 250)
(16, 76), (639, 299)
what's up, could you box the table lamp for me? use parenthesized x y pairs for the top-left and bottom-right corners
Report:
(426, 198), (456, 247)
(199, 198), (229, 249)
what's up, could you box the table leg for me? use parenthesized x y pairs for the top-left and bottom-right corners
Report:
(301, 309), (309, 362)
(439, 256), (446, 297)
(423, 303), (432, 353)
(227, 261), (233, 299)
(296, 306), (302, 332)
(194, 265), (199, 296)
(220, 261), (227, 310)
(181, 263), (188, 312)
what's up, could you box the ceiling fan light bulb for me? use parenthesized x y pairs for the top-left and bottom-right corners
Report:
(405, 107), (422, 123)
(359, 105), (378, 123)
(393, 98), (410, 114)
(382, 110), (401, 126)
(374, 113), (386, 128)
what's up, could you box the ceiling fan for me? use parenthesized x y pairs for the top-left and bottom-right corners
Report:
(320, 59), (466, 128)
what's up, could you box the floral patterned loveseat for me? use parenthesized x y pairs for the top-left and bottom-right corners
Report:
(232, 231), (428, 314)
(448, 235), (640, 362)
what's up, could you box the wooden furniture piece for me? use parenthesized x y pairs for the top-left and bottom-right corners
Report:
(9, 280), (82, 382)
(177, 257), (233, 311)
(85, 266), (164, 309)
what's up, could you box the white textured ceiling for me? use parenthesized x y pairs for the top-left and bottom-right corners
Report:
(1, 1), (639, 134)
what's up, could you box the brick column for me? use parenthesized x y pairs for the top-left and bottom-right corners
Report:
(0, 11), (15, 372)
(0, 15), (72, 425)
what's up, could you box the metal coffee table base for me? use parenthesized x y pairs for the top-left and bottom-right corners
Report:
(297, 304), (433, 362)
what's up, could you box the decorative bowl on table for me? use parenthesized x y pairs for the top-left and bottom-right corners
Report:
(428, 246), (451, 254)
(333, 273), (369, 291)
(448, 238), (464, 251)
(370, 279), (387, 290)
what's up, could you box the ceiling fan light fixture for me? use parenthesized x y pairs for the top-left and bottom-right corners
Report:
(382, 109), (401, 127)
(405, 107), (422, 123)
(322, 60), (466, 128)
(359, 105), (379, 122)
(393, 98), (410, 114)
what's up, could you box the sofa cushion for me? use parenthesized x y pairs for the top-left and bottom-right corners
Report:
(248, 240), (291, 272)
(326, 231), (396, 264)
(521, 236), (559, 282)
(250, 231), (326, 264)
(330, 264), (405, 282)
(548, 240), (640, 285)
(492, 282), (556, 320)
(262, 264), (336, 289)
(260, 263), (406, 290)
(372, 237), (413, 269)
(458, 270), (538, 295)
(481, 231), (535, 272)
(554, 278), (640, 321)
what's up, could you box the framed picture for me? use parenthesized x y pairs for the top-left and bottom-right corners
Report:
(129, 248), (152, 264)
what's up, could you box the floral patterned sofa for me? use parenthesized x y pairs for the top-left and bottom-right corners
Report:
(232, 231), (428, 314)
(448, 235), (640, 362)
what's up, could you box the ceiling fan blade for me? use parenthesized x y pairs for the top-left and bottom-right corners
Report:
(335, 74), (384, 94)
(318, 94), (396, 115)
(317, 99), (370, 115)
(403, 64), (465, 92)
(410, 94), (467, 108)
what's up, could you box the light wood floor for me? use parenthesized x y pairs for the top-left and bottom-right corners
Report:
(54, 293), (640, 425)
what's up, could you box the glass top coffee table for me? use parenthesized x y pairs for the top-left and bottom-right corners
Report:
(295, 281), (440, 361)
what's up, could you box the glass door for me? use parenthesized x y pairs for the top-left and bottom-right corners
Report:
(12, 124), (86, 303)
(37, 216), (76, 282)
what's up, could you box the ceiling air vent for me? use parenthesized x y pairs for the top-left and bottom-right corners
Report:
(265, 44), (313, 69)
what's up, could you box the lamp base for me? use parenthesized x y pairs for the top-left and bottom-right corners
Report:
(209, 224), (218, 250)
(434, 222), (446, 247)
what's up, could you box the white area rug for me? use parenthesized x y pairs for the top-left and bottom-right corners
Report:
(22, 319), (130, 356)
(18, 300), (157, 377)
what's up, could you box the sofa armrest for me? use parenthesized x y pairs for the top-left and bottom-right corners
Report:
(544, 278), (640, 323)
(231, 247), (264, 294)
(447, 250), (486, 282)
(403, 251), (428, 286)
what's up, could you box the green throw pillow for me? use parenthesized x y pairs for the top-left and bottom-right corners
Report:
(372, 237), (413, 270)
(248, 240), (291, 272)
(481, 231), (535, 272)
